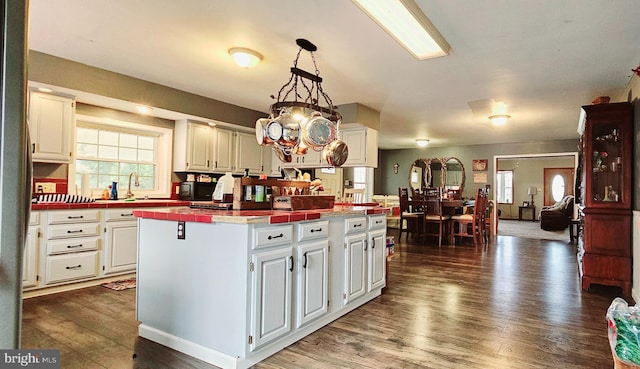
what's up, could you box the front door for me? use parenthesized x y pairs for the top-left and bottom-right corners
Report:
(543, 168), (574, 206)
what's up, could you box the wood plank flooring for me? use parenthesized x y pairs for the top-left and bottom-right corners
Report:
(21, 230), (624, 368)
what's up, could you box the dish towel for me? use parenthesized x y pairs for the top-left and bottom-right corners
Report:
(36, 194), (95, 203)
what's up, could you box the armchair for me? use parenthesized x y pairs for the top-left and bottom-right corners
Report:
(539, 195), (574, 231)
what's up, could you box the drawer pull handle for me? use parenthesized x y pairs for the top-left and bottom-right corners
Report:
(375, 220), (383, 224)
(268, 233), (284, 240)
(310, 228), (322, 233)
(67, 244), (83, 249)
(353, 223), (363, 228)
(65, 265), (82, 270)
(67, 215), (84, 219)
(67, 229), (83, 234)
(121, 213), (134, 217)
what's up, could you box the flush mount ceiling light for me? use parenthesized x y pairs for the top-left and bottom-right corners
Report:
(228, 47), (263, 68)
(352, 0), (450, 60)
(136, 105), (152, 115)
(488, 114), (510, 126)
(416, 139), (430, 147)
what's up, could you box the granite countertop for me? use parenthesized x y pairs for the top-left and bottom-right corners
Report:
(132, 204), (390, 225)
(31, 199), (190, 211)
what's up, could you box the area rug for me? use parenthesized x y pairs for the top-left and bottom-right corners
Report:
(498, 219), (570, 242)
(101, 278), (136, 291)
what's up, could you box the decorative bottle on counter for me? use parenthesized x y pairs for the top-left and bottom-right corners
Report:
(110, 181), (118, 200)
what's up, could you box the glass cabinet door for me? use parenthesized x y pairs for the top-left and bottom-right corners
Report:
(582, 102), (632, 209)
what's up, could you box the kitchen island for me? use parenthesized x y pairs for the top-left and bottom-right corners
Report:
(133, 205), (388, 369)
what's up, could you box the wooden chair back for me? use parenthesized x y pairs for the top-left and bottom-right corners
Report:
(343, 188), (365, 203)
(399, 187), (411, 213)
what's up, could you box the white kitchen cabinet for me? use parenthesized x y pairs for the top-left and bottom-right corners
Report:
(43, 209), (101, 285)
(24, 212), (40, 289)
(268, 147), (287, 177)
(235, 131), (264, 175)
(250, 246), (293, 351)
(295, 220), (329, 328)
(343, 215), (386, 305)
(343, 217), (367, 304)
(283, 149), (324, 169)
(250, 224), (294, 351)
(27, 90), (74, 163)
(341, 127), (378, 168)
(212, 127), (234, 172)
(367, 215), (387, 292)
(173, 120), (212, 172)
(102, 209), (138, 275)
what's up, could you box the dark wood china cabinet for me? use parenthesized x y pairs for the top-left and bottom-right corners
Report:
(577, 102), (633, 296)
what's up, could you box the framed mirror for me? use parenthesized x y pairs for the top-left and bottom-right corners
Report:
(409, 159), (429, 191)
(442, 157), (465, 192)
(426, 158), (446, 188)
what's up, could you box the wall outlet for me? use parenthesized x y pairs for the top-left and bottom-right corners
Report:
(35, 182), (56, 193)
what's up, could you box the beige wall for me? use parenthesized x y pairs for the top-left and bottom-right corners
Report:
(496, 156), (575, 220)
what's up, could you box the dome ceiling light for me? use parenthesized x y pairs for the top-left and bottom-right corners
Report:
(416, 139), (430, 147)
(488, 101), (510, 125)
(228, 47), (263, 68)
(255, 39), (348, 167)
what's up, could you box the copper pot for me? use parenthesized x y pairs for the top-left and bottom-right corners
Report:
(323, 139), (348, 167)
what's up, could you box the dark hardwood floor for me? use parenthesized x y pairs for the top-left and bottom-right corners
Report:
(21, 229), (624, 368)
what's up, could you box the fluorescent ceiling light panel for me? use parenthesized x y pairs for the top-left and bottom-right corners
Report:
(352, 0), (450, 60)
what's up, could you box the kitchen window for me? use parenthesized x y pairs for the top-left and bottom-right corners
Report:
(72, 115), (173, 198)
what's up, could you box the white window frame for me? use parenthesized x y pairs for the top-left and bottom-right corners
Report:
(70, 114), (173, 198)
(496, 170), (513, 204)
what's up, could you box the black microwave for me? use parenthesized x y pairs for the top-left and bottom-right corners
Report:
(178, 181), (216, 201)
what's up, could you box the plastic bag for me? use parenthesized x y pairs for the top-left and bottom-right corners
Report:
(607, 297), (640, 365)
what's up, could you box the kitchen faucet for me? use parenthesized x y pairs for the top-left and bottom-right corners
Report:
(126, 172), (139, 199)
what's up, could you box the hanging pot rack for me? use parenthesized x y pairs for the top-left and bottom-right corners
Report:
(256, 38), (348, 167)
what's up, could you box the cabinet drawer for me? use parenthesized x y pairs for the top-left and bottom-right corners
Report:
(345, 217), (367, 234)
(368, 215), (386, 231)
(45, 251), (99, 284)
(29, 212), (40, 225)
(48, 209), (101, 224)
(104, 208), (137, 222)
(47, 237), (100, 255)
(298, 220), (329, 242)
(47, 223), (100, 239)
(253, 225), (293, 249)
(582, 253), (631, 281)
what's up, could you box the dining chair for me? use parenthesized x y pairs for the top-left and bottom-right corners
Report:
(450, 188), (487, 247)
(423, 187), (441, 200)
(343, 188), (365, 203)
(398, 187), (423, 240)
(423, 198), (451, 247)
(411, 188), (426, 212)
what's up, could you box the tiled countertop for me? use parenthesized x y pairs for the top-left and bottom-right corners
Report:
(31, 199), (190, 211)
(133, 204), (390, 224)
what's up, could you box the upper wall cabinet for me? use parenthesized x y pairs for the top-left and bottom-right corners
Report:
(212, 127), (234, 173)
(28, 90), (75, 163)
(173, 120), (213, 172)
(341, 127), (378, 168)
(235, 131), (263, 175)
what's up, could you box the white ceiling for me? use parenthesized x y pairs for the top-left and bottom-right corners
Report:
(28, 0), (640, 149)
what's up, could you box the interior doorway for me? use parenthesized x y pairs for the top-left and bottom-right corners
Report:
(314, 168), (343, 200)
(494, 152), (578, 220)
